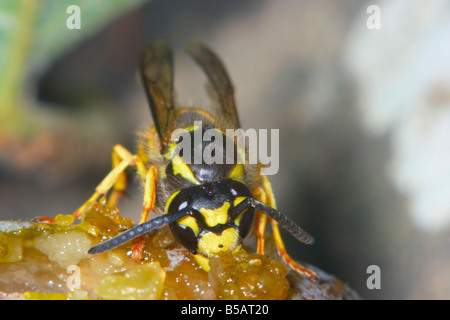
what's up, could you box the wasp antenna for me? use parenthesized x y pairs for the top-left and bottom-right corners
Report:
(230, 197), (254, 220)
(88, 209), (190, 255)
(253, 200), (315, 245)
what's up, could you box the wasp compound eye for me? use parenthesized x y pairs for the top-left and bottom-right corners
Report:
(229, 180), (253, 198)
(230, 197), (255, 241)
(236, 206), (255, 240)
(166, 192), (199, 252)
(168, 192), (191, 212)
(169, 223), (198, 252)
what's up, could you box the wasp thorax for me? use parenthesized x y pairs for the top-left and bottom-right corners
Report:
(166, 179), (255, 257)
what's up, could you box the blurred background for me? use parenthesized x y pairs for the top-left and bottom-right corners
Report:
(1, 0), (449, 299)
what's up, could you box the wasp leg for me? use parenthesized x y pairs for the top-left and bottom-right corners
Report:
(261, 175), (318, 281)
(73, 144), (147, 219)
(107, 145), (128, 207)
(252, 187), (268, 255)
(131, 165), (158, 261)
(35, 216), (57, 223)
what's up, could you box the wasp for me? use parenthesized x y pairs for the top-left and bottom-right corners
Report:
(78, 41), (316, 279)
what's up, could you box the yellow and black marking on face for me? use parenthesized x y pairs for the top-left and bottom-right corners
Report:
(165, 179), (255, 261)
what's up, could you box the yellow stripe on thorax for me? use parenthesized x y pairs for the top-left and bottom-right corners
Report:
(229, 164), (244, 179)
(172, 155), (199, 184)
(164, 142), (177, 161)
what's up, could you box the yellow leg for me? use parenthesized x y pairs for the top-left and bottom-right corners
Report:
(260, 175), (318, 280)
(139, 165), (158, 223)
(73, 144), (147, 219)
(107, 147), (127, 207)
(71, 143), (158, 261)
(252, 187), (267, 255)
(131, 165), (158, 261)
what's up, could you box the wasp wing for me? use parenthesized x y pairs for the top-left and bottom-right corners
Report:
(186, 41), (241, 129)
(140, 40), (176, 147)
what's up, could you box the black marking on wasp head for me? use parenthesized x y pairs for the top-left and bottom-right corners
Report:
(165, 179), (255, 254)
